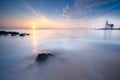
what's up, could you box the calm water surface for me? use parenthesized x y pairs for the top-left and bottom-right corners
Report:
(0, 29), (120, 80)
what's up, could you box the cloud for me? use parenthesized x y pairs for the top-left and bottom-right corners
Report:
(22, 0), (49, 21)
(63, 0), (120, 19)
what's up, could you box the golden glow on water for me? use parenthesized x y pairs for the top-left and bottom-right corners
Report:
(32, 29), (39, 54)
(33, 29), (37, 47)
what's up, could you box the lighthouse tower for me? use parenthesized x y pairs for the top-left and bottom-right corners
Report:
(105, 20), (108, 28)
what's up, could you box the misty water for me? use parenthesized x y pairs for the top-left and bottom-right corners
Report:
(0, 29), (120, 80)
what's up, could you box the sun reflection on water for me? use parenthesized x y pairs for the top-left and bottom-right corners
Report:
(32, 29), (39, 54)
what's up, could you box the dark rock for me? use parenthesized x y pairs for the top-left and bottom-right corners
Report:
(11, 32), (19, 36)
(36, 53), (54, 62)
(19, 33), (30, 37)
(9, 32), (19, 34)
(19, 33), (26, 37)
(0, 31), (9, 35)
(0, 31), (19, 35)
(26, 34), (30, 35)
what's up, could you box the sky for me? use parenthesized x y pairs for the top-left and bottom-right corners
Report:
(0, 0), (120, 29)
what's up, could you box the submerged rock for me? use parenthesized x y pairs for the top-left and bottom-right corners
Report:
(36, 53), (54, 62)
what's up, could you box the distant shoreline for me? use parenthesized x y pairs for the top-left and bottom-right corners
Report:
(0, 28), (120, 30)
(95, 28), (120, 30)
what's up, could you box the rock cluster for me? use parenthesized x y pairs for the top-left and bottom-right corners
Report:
(0, 31), (30, 37)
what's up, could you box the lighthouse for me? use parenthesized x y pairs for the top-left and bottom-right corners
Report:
(105, 20), (114, 29)
(105, 20), (108, 28)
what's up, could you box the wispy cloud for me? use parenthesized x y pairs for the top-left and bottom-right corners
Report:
(63, 0), (120, 19)
(22, 0), (50, 22)
(22, 0), (40, 16)
(22, 0), (55, 27)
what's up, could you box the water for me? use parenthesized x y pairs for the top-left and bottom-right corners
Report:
(0, 29), (120, 80)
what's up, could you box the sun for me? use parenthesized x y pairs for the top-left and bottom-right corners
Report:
(30, 22), (38, 29)
(32, 25), (36, 29)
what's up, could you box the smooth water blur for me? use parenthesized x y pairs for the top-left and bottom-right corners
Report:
(0, 29), (120, 80)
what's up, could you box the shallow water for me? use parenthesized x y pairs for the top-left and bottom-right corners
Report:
(0, 29), (120, 80)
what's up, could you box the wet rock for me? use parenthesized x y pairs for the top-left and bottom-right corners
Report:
(25, 34), (30, 35)
(0, 31), (19, 35)
(0, 31), (9, 35)
(19, 33), (30, 37)
(19, 33), (26, 37)
(36, 53), (54, 62)
(11, 32), (19, 36)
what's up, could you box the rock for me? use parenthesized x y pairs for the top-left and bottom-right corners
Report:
(19, 33), (30, 37)
(11, 32), (19, 36)
(36, 53), (54, 62)
(0, 31), (9, 35)
(26, 34), (30, 35)
(19, 33), (26, 37)
(0, 31), (19, 35)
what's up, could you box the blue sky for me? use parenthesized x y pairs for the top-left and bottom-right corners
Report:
(0, 0), (120, 29)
